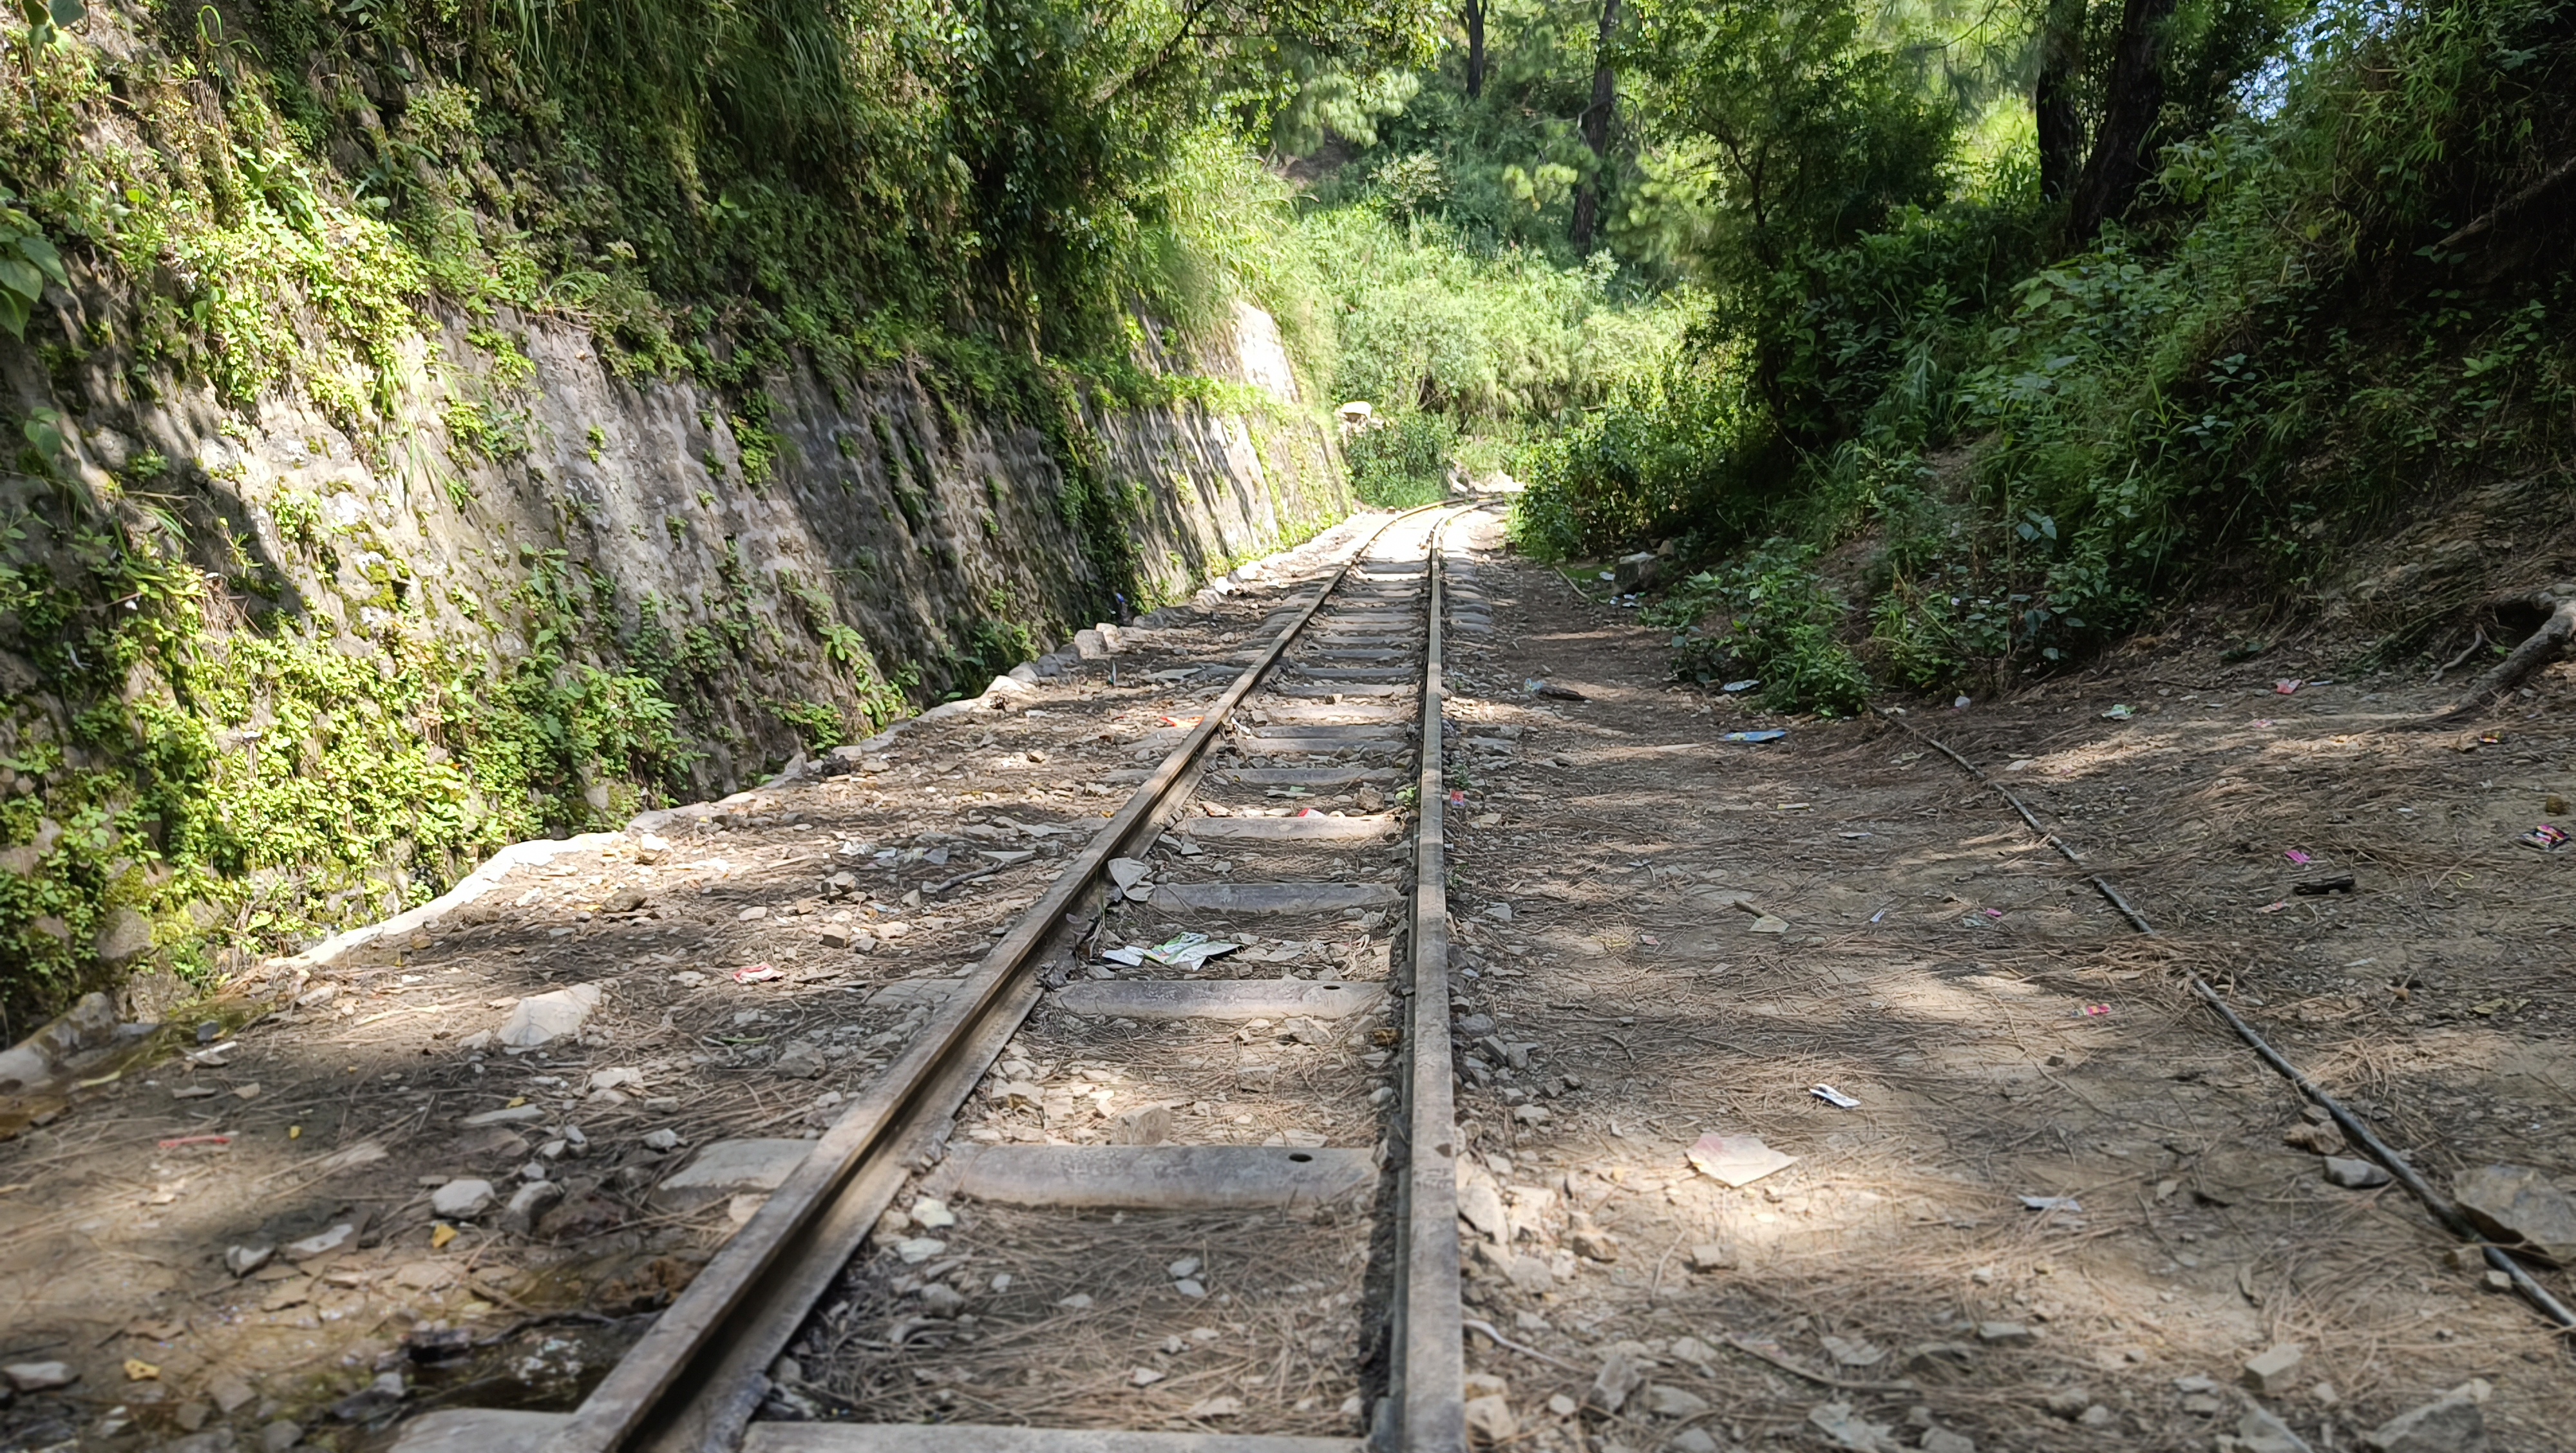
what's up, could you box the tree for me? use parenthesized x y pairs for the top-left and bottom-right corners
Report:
(2064, 0), (2176, 239)
(1569, 0), (1620, 253)
(1463, 0), (1486, 98)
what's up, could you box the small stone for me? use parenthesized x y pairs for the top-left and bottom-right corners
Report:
(918, 1284), (967, 1318)
(2235, 1400), (2312, 1453)
(225, 1244), (274, 1277)
(1130, 1367), (1165, 1387)
(499, 1181), (564, 1235)
(494, 983), (603, 1049)
(1187, 1396), (1245, 1419)
(635, 833), (670, 864)
(774, 1043), (826, 1078)
(2325, 1157), (2392, 1190)
(1903, 1342), (1976, 1374)
(590, 1067), (647, 1094)
(1569, 1224), (1619, 1262)
(1670, 1429), (1719, 1453)
(1168, 1256), (1202, 1278)
(1821, 1335), (1886, 1368)
(2077, 1405), (2114, 1428)
(261, 1418), (304, 1450)
(911, 1197), (958, 1229)
(1975, 1321), (2034, 1345)
(1808, 1401), (1895, 1452)
(1687, 1242), (1735, 1271)
(1175, 1279), (1208, 1298)
(1057, 1293), (1094, 1309)
(1922, 1431), (1976, 1453)
(430, 1179), (496, 1219)
(643, 1129), (683, 1152)
(1547, 1394), (1578, 1417)
(2242, 1342), (2305, 1395)
(211, 1374), (256, 1413)
(3, 1361), (75, 1391)
(894, 1237), (946, 1264)
(283, 1223), (355, 1260)
(2282, 1122), (2345, 1154)
(1464, 1393), (1518, 1443)
(1646, 1385), (1710, 1418)
(2362, 1379), (2492, 1453)
(2452, 1165), (2576, 1264)
(1591, 1347), (1645, 1413)
(2044, 1388), (2093, 1418)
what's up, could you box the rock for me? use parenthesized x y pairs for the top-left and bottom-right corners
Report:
(500, 1181), (565, 1235)
(2232, 1400), (2310, 1453)
(642, 1128), (683, 1152)
(495, 984), (602, 1049)
(1168, 1256), (1202, 1278)
(2362, 1380), (2491, 1453)
(1975, 1322), (2034, 1345)
(1821, 1335), (1885, 1368)
(1807, 1400), (1895, 1452)
(2324, 1157), (2392, 1189)
(635, 833), (670, 864)
(2242, 1343), (2305, 1394)
(95, 907), (155, 964)
(225, 1244), (274, 1277)
(911, 1197), (958, 1229)
(2044, 1388), (2094, 1418)
(819, 926), (855, 949)
(918, 1284), (967, 1318)
(1188, 1395), (1245, 1420)
(893, 1237), (945, 1264)
(260, 1420), (303, 1452)
(2283, 1123), (2345, 1154)
(1463, 1394), (1518, 1443)
(1569, 1224), (1620, 1262)
(1128, 1366), (1163, 1386)
(461, 1104), (546, 1127)
(210, 1375), (256, 1414)
(2451, 1164), (2576, 1264)
(1922, 1432), (1976, 1453)
(1671, 1430), (1719, 1453)
(1175, 1278), (1207, 1298)
(430, 1179), (497, 1219)
(1108, 857), (1152, 892)
(1687, 1242), (1736, 1271)
(591, 1067), (646, 1094)
(1646, 1385), (1710, 1418)
(774, 1043), (827, 1078)
(283, 1223), (355, 1260)
(3, 1361), (75, 1391)
(603, 887), (649, 914)
(2078, 1405), (2114, 1427)
(1591, 1347), (1645, 1413)
(1902, 1342), (1976, 1374)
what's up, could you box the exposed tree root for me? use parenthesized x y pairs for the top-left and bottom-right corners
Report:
(2433, 584), (2576, 723)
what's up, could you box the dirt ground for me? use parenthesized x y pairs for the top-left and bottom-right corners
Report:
(6, 500), (2571, 1453)
(1424, 508), (2575, 1452)
(0, 515), (1387, 1453)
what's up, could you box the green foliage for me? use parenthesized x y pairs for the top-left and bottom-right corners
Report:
(1294, 206), (1692, 423)
(0, 186), (68, 339)
(1512, 343), (1767, 559)
(1342, 412), (1457, 506)
(1645, 541), (1870, 714)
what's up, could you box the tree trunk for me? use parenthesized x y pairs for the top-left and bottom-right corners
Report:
(1464, 0), (1486, 100)
(2035, 0), (2085, 202)
(1569, 0), (1620, 254)
(2065, 0), (2174, 241)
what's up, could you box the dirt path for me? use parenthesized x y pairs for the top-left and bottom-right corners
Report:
(1427, 509), (2574, 1452)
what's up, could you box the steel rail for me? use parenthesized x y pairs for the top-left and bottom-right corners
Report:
(511, 507), (1453, 1453)
(1390, 511), (1464, 1453)
(1874, 704), (2576, 1337)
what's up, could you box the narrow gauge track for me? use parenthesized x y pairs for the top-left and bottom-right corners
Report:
(395, 506), (1486, 1453)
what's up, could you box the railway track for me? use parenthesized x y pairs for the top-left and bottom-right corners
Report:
(395, 506), (1484, 1453)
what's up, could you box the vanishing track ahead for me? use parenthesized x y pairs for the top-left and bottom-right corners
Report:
(395, 507), (1490, 1453)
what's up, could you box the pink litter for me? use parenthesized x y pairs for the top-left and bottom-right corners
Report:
(2285, 850), (2313, 865)
(732, 962), (783, 983)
